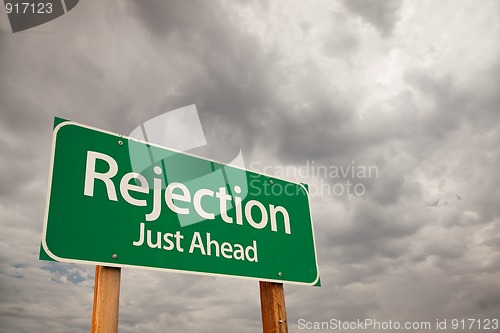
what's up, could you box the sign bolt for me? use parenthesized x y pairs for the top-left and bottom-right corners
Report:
(112, 254), (118, 259)
(270, 180), (274, 184)
(118, 140), (123, 146)
(278, 272), (282, 276)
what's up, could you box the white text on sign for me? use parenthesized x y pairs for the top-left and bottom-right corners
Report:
(83, 151), (292, 234)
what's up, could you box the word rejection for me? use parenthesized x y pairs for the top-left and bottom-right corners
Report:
(83, 151), (292, 263)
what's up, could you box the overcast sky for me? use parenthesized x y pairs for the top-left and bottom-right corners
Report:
(1, 1), (500, 332)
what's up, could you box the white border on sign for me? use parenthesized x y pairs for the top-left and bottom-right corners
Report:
(41, 120), (321, 286)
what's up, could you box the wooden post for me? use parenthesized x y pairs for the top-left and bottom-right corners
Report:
(92, 266), (121, 333)
(259, 281), (288, 333)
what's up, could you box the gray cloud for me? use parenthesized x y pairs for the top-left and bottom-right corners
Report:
(343, 0), (403, 37)
(323, 12), (361, 59)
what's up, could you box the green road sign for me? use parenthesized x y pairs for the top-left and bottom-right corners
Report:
(41, 119), (320, 286)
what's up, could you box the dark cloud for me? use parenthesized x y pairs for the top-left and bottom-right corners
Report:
(126, 0), (215, 37)
(123, 0), (283, 155)
(323, 12), (361, 59)
(343, 0), (403, 37)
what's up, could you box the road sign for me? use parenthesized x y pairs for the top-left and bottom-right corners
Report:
(41, 119), (320, 286)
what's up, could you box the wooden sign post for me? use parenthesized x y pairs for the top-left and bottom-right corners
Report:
(91, 266), (121, 333)
(260, 281), (288, 333)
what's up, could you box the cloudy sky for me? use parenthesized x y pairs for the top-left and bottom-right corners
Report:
(1, 0), (500, 332)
